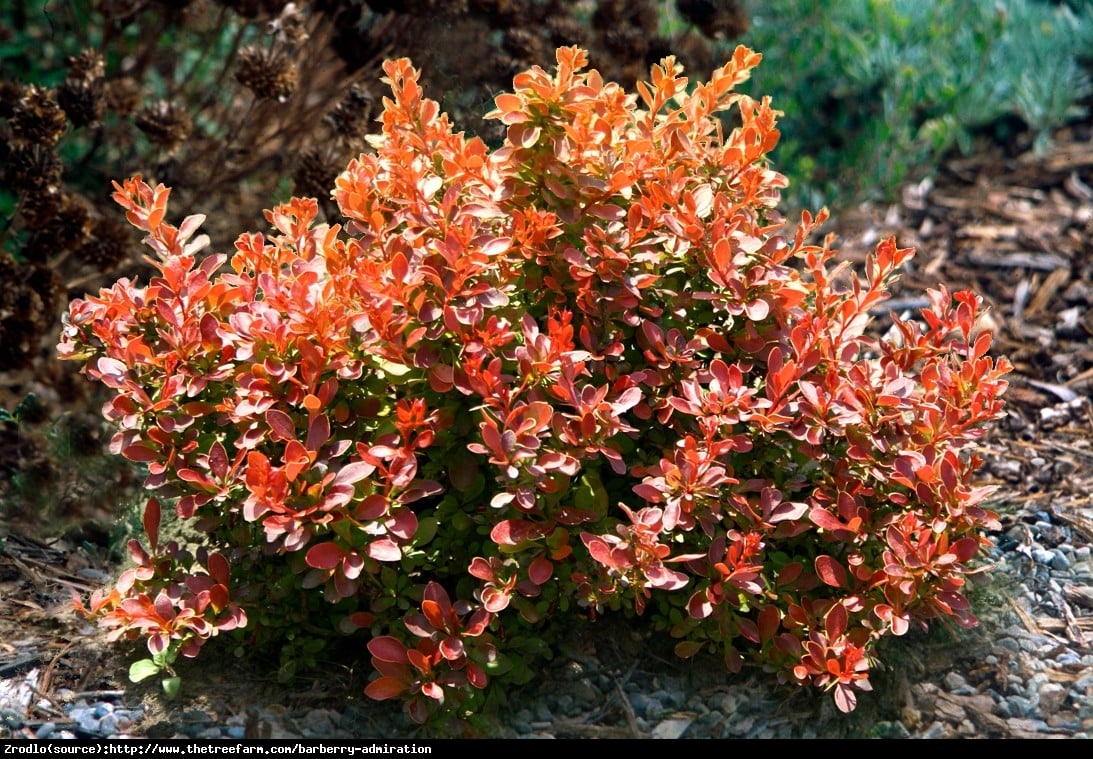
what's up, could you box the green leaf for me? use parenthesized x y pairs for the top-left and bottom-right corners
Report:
(161, 676), (182, 700)
(152, 645), (178, 668)
(129, 658), (162, 683)
(413, 516), (438, 546)
(573, 470), (608, 518)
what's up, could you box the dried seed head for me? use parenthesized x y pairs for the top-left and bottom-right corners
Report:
(469, 0), (519, 20)
(603, 26), (649, 58)
(675, 0), (750, 39)
(23, 264), (61, 322)
(74, 215), (134, 270)
(104, 77), (141, 117)
(593, 0), (658, 35)
(489, 51), (521, 80)
(235, 46), (298, 102)
(325, 83), (375, 140)
(135, 100), (193, 151)
(4, 143), (63, 192)
(21, 230), (57, 264)
(368, 0), (465, 14)
(266, 2), (310, 46)
(66, 49), (106, 82)
(59, 50), (107, 127)
(47, 194), (95, 254)
(10, 86), (68, 146)
(292, 148), (339, 200)
(215, 0), (285, 19)
(19, 186), (66, 230)
(412, 0), (467, 13)
(546, 16), (590, 48)
(668, 32), (716, 79)
(58, 78), (106, 128)
(503, 28), (546, 63)
(0, 257), (62, 371)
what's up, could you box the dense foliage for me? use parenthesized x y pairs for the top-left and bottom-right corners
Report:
(59, 45), (1010, 724)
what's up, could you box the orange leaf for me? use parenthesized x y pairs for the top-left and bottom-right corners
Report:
(364, 676), (408, 701)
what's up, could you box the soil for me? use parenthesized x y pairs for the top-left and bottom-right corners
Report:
(4, 110), (1093, 740)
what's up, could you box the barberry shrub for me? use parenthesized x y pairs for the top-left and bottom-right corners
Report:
(59, 45), (1010, 723)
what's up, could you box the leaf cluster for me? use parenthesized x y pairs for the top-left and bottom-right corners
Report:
(61, 44), (1011, 724)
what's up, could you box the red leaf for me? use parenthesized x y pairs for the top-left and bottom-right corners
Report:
(815, 555), (847, 588)
(334, 571), (357, 600)
(528, 556), (553, 585)
(466, 661), (488, 689)
(334, 460), (376, 487)
(306, 413), (331, 452)
(206, 551), (230, 586)
(421, 599), (446, 630)
(127, 538), (150, 566)
(143, 498), (161, 548)
(420, 681), (444, 702)
(355, 494), (389, 521)
(833, 683), (857, 714)
(438, 636), (464, 661)
(736, 617), (760, 643)
(825, 602), (848, 639)
(342, 552), (364, 580)
(467, 557), (495, 582)
(768, 500), (809, 524)
(366, 538), (402, 562)
(776, 561), (803, 587)
(744, 298), (769, 321)
(208, 440), (229, 481)
(674, 640), (705, 659)
(810, 507), (853, 536)
(481, 586), (510, 613)
(952, 537), (980, 563)
(346, 611), (375, 630)
(306, 541), (345, 570)
(367, 636), (409, 663)
(123, 444), (159, 463)
(207, 584), (228, 613)
(265, 409), (296, 441)
(283, 439), (312, 481)
(490, 519), (535, 546)
(387, 508), (417, 540)
(757, 604), (780, 643)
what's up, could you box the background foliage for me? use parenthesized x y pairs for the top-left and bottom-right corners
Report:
(734, 0), (1093, 212)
